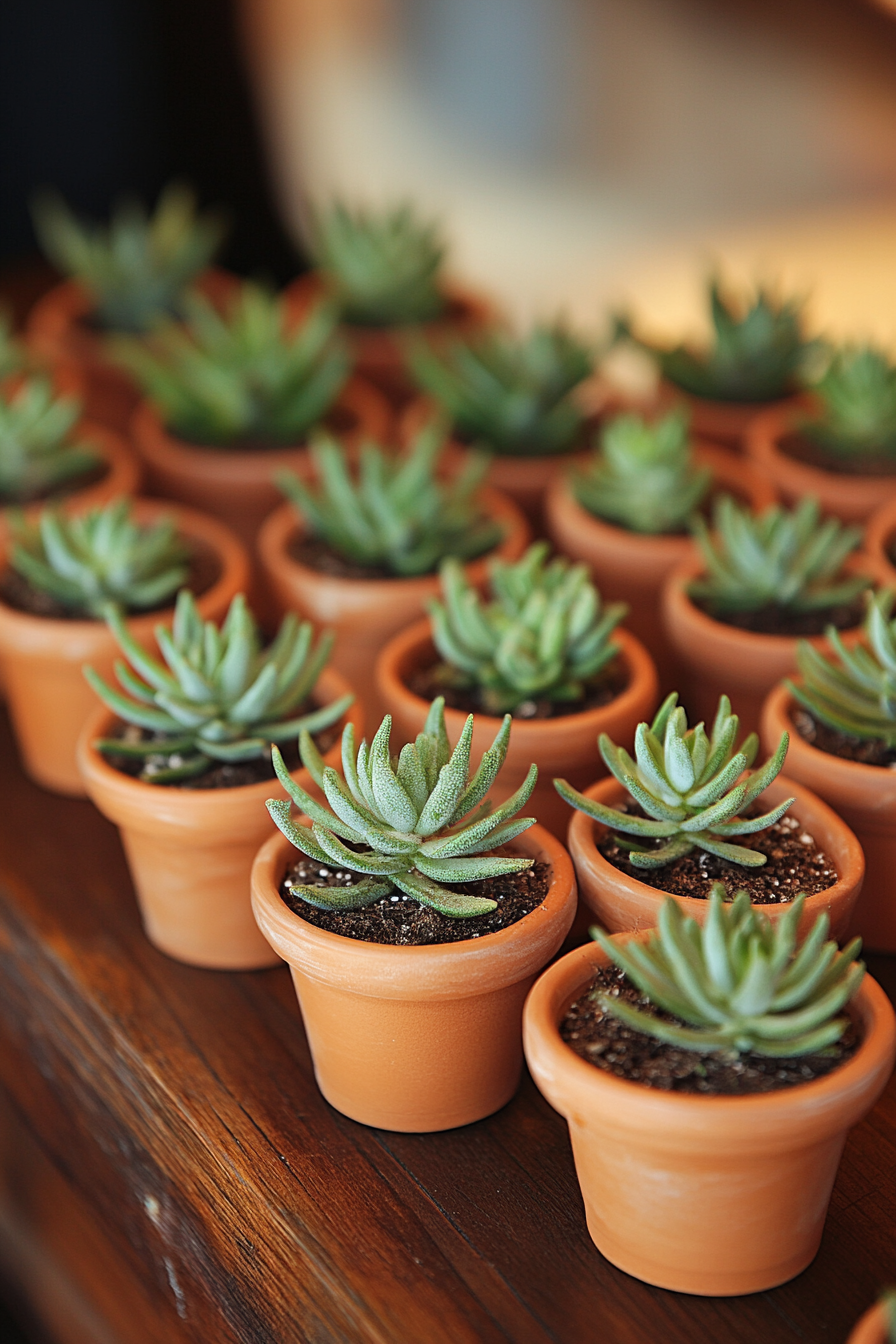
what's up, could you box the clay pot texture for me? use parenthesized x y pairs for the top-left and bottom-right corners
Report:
(78, 672), (360, 970)
(863, 494), (896, 588)
(522, 931), (896, 1295)
(746, 404), (896, 524)
(566, 774), (864, 943)
(848, 1302), (892, 1344)
(257, 487), (530, 726)
(250, 823), (577, 1130)
(762, 683), (896, 952)
(544, 442), (776, 694)
(0, 500), (249, 796)
(665, 384), (802, 452)
(374, 620), (658, 841)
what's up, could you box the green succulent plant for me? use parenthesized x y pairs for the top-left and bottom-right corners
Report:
(556, 692), (793, 869)
(408, 323), (593, 458)
(571, 408), (712, 534)
(0, 375), (99, 504)
(801, 344), (896, 459)
(311, 201), (446, 327)
(266, 697), (537, 918)
(0, 313), (25, 379)
(85, 591), (351, 783)
(689, 495), (867, 616)
(9, 498), (190, 618)
(880, 1291), (896, 1342)
(115, 281), (350, 447)
(429, 542), (626, 715)
(32, 183), (225, 333)
(591, 886), (864, 1056)
(277, 420), (500, 577)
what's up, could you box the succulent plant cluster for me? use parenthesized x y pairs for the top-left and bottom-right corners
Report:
(593, 887), (864, 1057)
(277, 421), (500, 577)
(408, 323), (593, 458)
(115, 282), (350, 447)
(556, 693), (792, 869)
(86, 591), (351, 782)
(0, 376), (99, 504)
(267, 697), (537, 918)
(572, 409), (712, 535)
(801, 344), (896, 459)
(9, 499), (190, 618)
(429, 542), (626, 715)
(32, 183), (224, 333)
(689, 495), (867, 616)
(311, 201), (447, 327)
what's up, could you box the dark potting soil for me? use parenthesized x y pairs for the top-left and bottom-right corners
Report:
(0, 455), (110, 509)
(0, 537), (222, 621)
(407, 656), (629, 721)
(885, 535), (896, 574)
(596, 804), (837, 903)
(560, 964), (861, 1095)
(288, 531), (397, 581)
(792, 707), (896, 768)
(692, 592), (866, 637)
(780, 429), (896, 477)
(280, 855), (551, 946)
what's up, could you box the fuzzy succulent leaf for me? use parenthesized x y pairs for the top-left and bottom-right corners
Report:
(0, 376), (100, 504)
(801, 345), (896, 458)
(591, 888), (864, 1056)
(266, 697), (537, 918)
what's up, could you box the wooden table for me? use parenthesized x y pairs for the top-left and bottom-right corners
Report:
(0, 705), (894, 1344)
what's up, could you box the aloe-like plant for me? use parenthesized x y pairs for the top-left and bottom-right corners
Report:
(311, 201), (446, 327)
(266, 697), (537, 917)
(277, 420), (500, 576)
(115, 282), (349, 447)
(801, 344), (896, 459)
(32, 183), (225, 333)
(408, 323), (593, 458)
(429, 542), (626, 715)
(571, 409), (712, 534)
(0, 375), (99, 504)
(591, 886), (864, 1056)
(9, 498), (190, 618)
(84, 591), (351, 783)
(689, 495), (867, 616)
(556, 692), (793, 869)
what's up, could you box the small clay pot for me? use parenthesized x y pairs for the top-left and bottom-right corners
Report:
(664, 384), (802, 452)
(0, 500), (249, 795)
(863, 494), (896, 588)
(375, 620), (658, 840)
(522, 931), (896, 1295)
(250, 823), (577, 1130)
(544, 442), (776, 692)
(257, 487), (530, 726)
(848, 1302), (893, 1344)
(762, 683), (896, 952)
(78, 675), (360, 970)
(566, 774), (864, 942)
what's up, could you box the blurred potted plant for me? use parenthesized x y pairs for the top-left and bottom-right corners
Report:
(849, 1293), (896, 1344)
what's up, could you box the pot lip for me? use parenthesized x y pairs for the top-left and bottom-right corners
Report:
(4, 418), (141, 525)
(664, 380), (806, 413)
(26, 270), (238, 341)
(763, 681), (896, 790)
(864, 495), (896, 579)
(748, 402), (896, 492)
(399, 394), (600, 470)
(286, 270), (492, 333)
(375, 617), (657, 745)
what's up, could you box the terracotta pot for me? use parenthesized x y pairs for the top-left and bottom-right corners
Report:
(545, 443), (776, 693)
(762, 683), (896, 952)
(848, 1302), (893, 1344)
(375, 621), (658, 840)
(863, 494), (896, 588)
(566, 773), (864, 942)
(746, 404), (896, 524)
(0, 500), (249, 795)
(250, 822), (577, 1130)
(523, 931), (896, 1295)
(77, 675), (360, 969)
(257, 487), (530, 726)
(662, 552), (868, 739)
(664, 383), (802, 452)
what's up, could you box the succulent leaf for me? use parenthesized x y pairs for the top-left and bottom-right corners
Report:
(801, 344), (896, 458)
(0, 375), (100, 504)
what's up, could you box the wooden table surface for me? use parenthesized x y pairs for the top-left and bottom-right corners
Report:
(0, 704), (894, 1344)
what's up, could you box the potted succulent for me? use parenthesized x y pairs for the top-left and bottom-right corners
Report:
(761, 591), (896, 952)
(286, 201), (492, 404)
(251, 697), (577, 1130)
(523, 889), (895, 1295)
(850, 1293), (896, 1344)
(78, 590), (358, 970)
(558, 692), (864, 941)
(256, 421), (530, 724)
(544, 408), (776, 689)
(662, 494), (871, 735)
(0, 496), (248, 794)
(375, 542), (658, 839)
(27, 184), (228, 431)
(747, 345), (896, 523)
(864, 493), (896, 589)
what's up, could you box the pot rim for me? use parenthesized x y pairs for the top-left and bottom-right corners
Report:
(763, 681), (896, 800)
(747, 403), (896, 499)
(863, 494), (896, 586)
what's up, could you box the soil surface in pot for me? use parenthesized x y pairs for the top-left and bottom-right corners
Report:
(560, 964), (860, 1095)
(287, 524), (498, 582)
(0, 538), (221, 621)
(597, 805), (836, 903)
(792, 707), (896, 768)
(407, 656), (629, 721)
(691, 592), (866, 638)
(780, 429), (896, 477)
(0, 455), (109, 509)
(280, 854), (550, 945)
